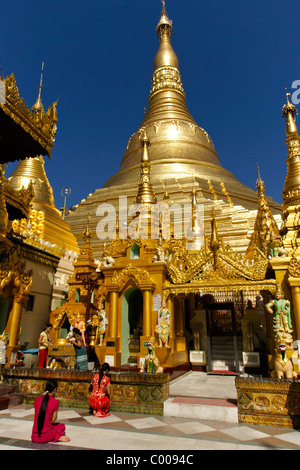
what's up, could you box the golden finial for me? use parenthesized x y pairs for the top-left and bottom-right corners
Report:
(256, 162), (265, 193)
(83, 213), (92, 239)
(256, 161), (261, 179)
(282, 85), (298, 136)
(285, 85), (292, 105)
(32, 62), (44, 113)
(156, 0), (172, 37)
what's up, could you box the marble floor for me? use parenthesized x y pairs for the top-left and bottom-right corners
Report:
(0, 372), (299, 452)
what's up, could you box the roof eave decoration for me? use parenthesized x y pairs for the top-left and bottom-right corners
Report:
(167, 238), (270, 285)
(0, 74), (57, 162)
(167, 212), (270, 285)
(4, 177), (34, 219)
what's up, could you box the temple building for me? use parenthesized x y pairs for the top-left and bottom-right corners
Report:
(59, 4), (300, 375)
(0, 72), (78, 366)
(2, 3), (300, 379)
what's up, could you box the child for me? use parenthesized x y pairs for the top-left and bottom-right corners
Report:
(31, 379), (70, 443)
(38, 324), (53, 368)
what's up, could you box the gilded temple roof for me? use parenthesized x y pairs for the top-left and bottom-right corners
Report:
(0, 73), (57, 162)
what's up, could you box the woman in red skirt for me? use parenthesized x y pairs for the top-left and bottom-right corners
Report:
(31, 379), (70, 444)
(89, 363), (111, 417)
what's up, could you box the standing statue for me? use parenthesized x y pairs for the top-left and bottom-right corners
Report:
(74, 314), (86, 347)
(144, 337), (163, 373)
(266, 286), (296, 378)
(271, 339), (297, 379)
(265, 286), (293, 346)
(155, 298), (171, 348)
(96, 302), (108, 346)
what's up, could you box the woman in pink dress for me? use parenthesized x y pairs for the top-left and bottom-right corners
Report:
(89, 362), (111, 417)
(31, 379), (70, 444)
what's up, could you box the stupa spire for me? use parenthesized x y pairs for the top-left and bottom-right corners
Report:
(142, 2), (192, 126)
(282, 89), (300, 209)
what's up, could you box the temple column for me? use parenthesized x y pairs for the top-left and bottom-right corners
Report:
(289, 279), (300, 339)
(142, 289), (152, 337)
(175, 295), (185, 337)
(109, 290), (118, 339)
(167, 295), (175, 343)
(5, 293), (27, 367)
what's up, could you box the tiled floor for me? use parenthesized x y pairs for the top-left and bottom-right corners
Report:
(1, 403), (300, 451)
(0, 372), (300, 451)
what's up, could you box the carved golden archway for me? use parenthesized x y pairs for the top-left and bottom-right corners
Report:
(111, 263), (156, 292)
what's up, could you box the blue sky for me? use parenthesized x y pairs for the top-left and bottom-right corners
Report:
(2, 0), (300, 209)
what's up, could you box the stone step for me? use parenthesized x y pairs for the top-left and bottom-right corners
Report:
(164, 396), (238, 423)
(0, 384), (23, 409)
(211, 359), (243, 372)
(0, 385), (15, 396)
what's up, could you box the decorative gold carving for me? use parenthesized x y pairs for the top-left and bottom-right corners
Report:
(236, 377), (300, 428)
(288, 253), (300, 277)
(111, 263), (152, 289)
(167, 232), (269, 286)
(52, 307), (79, 330)
(4, 178), (34, 219)
(150, 66), (185, 98)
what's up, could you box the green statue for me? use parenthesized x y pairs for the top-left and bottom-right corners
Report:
(266, 287), (293, 345)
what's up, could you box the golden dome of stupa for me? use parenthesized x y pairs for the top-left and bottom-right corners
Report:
(66, 3), (281, 259)
(7, 155), (79, 253)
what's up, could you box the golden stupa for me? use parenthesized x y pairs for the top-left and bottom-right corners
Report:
(66, 4), (281, 257)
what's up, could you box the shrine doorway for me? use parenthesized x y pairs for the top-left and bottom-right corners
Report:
(205, 302), (241, 374)
(121, 287), (143, 365)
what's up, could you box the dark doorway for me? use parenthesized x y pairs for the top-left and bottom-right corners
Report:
(205, 302), (241, 374)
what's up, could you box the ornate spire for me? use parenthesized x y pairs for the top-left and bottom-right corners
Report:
(74, 214), (97, 272)
(32, 62), (44, 113)
(143, 2), (189, 125)
(282, 89), (300, 209)
(246, 163), (280, 259)
(135, 130), (157, 205)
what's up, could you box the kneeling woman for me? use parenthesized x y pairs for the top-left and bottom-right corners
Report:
(31, 379), (70, 443)
(89, 362), (111, 417)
